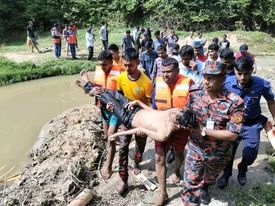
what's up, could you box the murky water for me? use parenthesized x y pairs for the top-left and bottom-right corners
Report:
(0, 75), (93, 178)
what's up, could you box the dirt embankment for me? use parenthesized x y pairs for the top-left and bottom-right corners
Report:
(1, 105), (104, 205)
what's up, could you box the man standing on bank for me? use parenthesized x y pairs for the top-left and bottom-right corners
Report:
(182, 61), (244, 205)
(217, 56), (275, 189)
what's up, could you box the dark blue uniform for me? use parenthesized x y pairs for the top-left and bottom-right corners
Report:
(223, 75), (275, 176)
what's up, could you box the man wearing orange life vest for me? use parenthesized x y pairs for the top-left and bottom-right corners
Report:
(152, 57), (193, 206)
(81, 50), (123, 180)
(108, 44), (125, 71)
(67, 25), (77, 59)
(51, 23), (62, 58)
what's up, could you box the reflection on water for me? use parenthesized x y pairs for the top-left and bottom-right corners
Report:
(0, 75), (93, 177)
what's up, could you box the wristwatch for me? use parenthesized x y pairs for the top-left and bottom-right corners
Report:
(201, 127), (207, 137)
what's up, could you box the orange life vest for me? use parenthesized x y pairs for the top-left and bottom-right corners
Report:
(155, 75), (191, 110)
(52, 38), (61, 44)
(51, 27), (61, 44)
(93, 65), (121, 90)
(68, 32), (77, 44)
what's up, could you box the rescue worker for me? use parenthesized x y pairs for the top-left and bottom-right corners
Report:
(153, 57), (193, 206)
(217, 56), (275, 188)
(67, 25), (77, 59)
(182, 61), (244, 205)
(51, 23), (62, 58)
(108, 44), (125, 71)
(76, 51), (123, 180)
(116, 48), (153, 195)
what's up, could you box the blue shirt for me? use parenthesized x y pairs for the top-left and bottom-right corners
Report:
(153, 38), (166, 51)
(224, 75), (275, 120)
(140, 50), (158, 78)
(179, 60), (204, 85)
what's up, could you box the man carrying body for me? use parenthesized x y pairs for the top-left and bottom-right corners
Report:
(116, 48), (153, 194)
(77, 51), (123, 180)
(217, 56), (275, 189)
(153, 57), (193, 205)
(182, 61), (244, 205)
(108, 44), (125, 71)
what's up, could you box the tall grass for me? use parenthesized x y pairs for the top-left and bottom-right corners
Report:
(0, 57), (95, 86)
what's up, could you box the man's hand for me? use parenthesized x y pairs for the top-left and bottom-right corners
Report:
(127, 100), (141, 110)
(106, 102), (115, 112)
(89, 86), (104, 96)
(190, 60), (198, 71)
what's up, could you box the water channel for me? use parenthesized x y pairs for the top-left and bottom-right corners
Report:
(0, 75), (93, 177)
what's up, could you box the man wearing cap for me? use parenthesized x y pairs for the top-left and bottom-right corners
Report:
(235, 44), (257, 73)
(217, 56), (275, 189)
(182, 61), (244, 205)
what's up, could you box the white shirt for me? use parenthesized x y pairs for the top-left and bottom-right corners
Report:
(100, 25), (107, 41)
(86, 31), (94, 48)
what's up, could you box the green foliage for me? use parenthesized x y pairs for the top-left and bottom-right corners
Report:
(0, 57), (95, 86)
(232, 184), (275, 206)
(1, 0), (275, 43)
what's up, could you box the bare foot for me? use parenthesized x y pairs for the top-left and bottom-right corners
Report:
(80, 69), (90, 83)
(156, 192), (168, 206)
(100, 166), (113, 180)
(133, 162), (141, 175)
(166, 173), (181, 184)
(118, 182), (128, 195)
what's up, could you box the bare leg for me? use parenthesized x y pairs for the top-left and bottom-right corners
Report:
(167, 152), (184, 184)
(101, 124), (118, 180)
(80, 69), (91, 84)
(155, 151), (168, 206)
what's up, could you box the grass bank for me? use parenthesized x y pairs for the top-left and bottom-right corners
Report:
(232, 184), (275, 206)
(0, 57), (95, 86)
(0, 29), (274, 86)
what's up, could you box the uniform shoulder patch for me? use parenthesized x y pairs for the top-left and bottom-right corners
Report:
(227, 92), (243, 105)
(231, 113), (243, 123)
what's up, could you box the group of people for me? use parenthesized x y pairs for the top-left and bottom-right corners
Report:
(73, 27), (275, 205)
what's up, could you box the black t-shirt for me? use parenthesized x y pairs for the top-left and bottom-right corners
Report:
(27, 25), (35, 38)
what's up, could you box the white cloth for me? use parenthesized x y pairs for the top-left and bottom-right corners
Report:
(86, 31), (94, 48)
(100, 25), (107, 41)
